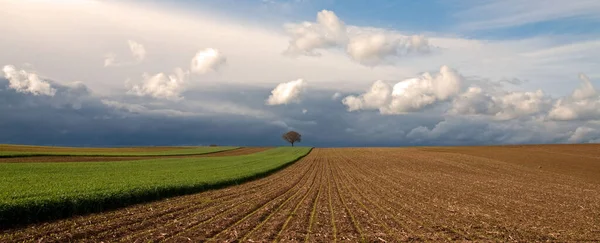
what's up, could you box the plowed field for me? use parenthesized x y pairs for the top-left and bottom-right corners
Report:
(2, 145), (600, 242)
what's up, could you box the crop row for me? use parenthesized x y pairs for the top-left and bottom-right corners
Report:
(0, 147), (311, 227)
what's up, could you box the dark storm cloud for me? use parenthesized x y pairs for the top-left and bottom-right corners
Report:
(0, 78), (596, 147)
(0, 79), (286, 146)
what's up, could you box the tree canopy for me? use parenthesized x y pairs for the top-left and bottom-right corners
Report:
(282, 131), (301, 146)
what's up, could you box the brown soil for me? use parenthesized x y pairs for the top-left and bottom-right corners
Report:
(0, 145), (194, 153)
(0, 147), (271, 163)
(2, 145), (600, 242)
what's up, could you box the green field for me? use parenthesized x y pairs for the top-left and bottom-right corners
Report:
(0, 145), (238, 157)
(0, 147), (312, 226)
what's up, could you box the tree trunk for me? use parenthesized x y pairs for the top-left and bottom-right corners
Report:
(291, 142), (294, 147)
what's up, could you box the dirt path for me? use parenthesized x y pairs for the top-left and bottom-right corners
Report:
(2, 146), (600, 242)
(0, 147), (271, 163)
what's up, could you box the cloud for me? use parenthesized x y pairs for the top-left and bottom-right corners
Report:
(548, 74), (600, 121)
(342, 68), (600, 124)
(0, 74), (595, 147)
(101, 99), (197, 117)
(128, 40), (146, 62)
(190, 48), (227, 74)
(332, 92), (342, 100)
(406, 116), (571, 146)
(567, 126), (600, 143)
(104, 40), (146, 67)
(266, 79), (306, 105)
(456, 0), (600, 31)
(127, 68), (189, 100)
(345, 28), (431, 65)
(450, 87), (551, 120)
(342, 65), (461, 114)
(2, 65), (56, 96)
(302, 108), (308, 114)
(283, 10), (433, 65)
(283, 10), (347, 56)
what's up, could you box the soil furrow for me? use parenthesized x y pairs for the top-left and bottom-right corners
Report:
(2, 152), (311, 242)
(234, 155), (324, 242)
(173, 152), (320, 242)
(272, 156), (325, 242)
(2, 146), (600, 242)
(328, 157), (364, 242)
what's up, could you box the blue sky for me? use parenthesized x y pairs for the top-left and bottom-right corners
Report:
(162, 0), (600, 38)
(0, 0), (600, 146)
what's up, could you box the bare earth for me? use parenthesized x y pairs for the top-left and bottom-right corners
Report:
(0, 147), (271, 163)
(2, 145), (600, 242)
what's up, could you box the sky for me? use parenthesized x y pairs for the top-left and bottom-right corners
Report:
(1, 0), (600, 147)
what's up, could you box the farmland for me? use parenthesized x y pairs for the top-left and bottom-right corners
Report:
(0, 144), (238, 157)
(0, 147), (310, 227)
(2, 145), (599, 242)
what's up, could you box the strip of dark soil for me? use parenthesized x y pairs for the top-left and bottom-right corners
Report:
(0, 147), (271, 163)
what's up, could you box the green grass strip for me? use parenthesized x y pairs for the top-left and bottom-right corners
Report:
(0, 147), (312, 227)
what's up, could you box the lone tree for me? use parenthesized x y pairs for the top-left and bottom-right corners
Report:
(282, 131), (301, 147)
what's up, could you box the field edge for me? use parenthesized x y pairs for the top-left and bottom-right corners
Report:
(0, 147), (314, 229)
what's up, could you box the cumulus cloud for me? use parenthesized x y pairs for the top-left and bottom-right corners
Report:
(127, 68), (189, 100)
(266, 79), (306, 105)
(343, 65), (598, 122)
(283, 10), (433, 65)
(345, 29), (431, 65)
(127, 47), (225, 100)
(343, 65), (461, 114)
(2, 65), (56, 96)
(128, 40), (146, 62)
(548, 74), (600, 121)
(104, 40), (146, 67)
(450, 86), (551, 120)
(283, 10), (347, 56)
(567, 126), (600, 143)
(190, 48), (227, 74)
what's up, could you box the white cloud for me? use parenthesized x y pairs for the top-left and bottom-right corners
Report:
(332, 92), (342, 100)
(128, 40), (146, 62)
(104, 40), (146, 67)
(128, 47), (226, 100)
(302, 108), (308, 114)
(548, 74), (600, 121)
(266, 79), (306, 105)
(101, 99), (197, 117)
(572, 74), (597, 100)
(284, 10), (433, 65)
(283, 10), (347, 56)
(346, 28), (431, 65)
(450, 87), (551, 120)
(342, 80), (392, 112)
(568, 126), (600, 143)
(103, 54), (117, 67)
(190, 48), (227, 74)
(2, 65), (56, 96)
(127, 68), (189, 100)
(3, 2), (597, 96)
(343, 65), (461, 114)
